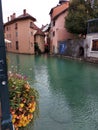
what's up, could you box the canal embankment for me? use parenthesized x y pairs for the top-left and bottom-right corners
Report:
(50, 54), (98, 65)
(84, 57), (98, 64)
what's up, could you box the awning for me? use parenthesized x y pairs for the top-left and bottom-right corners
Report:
(5, 39), (11, 43)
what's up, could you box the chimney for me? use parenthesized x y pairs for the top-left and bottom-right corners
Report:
(23, 9), (26, 15)
(10, 15), (13, 20)
(13, 13), (16, 19)
(7, 17), (9, 22)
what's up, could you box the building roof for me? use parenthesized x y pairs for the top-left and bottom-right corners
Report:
(4, 9), (36, 26)
(35, 29), (45, 36)
(31, 22), (39, 30)
(49, 2), (69, 20)
(4, 9), (44, 36)
(59, 0), (70, 4)
(41, 24), (50, 32)
(17, 13), (36, 21)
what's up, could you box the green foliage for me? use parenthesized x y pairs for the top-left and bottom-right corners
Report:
(93, 1), (98, 18)
(65, 0), (98, 35)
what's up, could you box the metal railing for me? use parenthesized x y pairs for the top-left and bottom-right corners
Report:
(87, 18), (98, 34)
(0, 0), (13, 129)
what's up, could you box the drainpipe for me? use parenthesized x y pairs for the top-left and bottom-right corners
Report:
(0, 0), (13, 130)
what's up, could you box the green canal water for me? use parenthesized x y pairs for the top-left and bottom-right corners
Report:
(7, 53), (98, 130)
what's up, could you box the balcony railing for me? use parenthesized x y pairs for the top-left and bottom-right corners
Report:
(87, 18), (98, 34)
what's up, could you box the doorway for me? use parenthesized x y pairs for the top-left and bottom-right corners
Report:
(79, 47), (84, 57)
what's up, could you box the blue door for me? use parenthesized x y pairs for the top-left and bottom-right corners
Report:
(59, 41), (67, 54)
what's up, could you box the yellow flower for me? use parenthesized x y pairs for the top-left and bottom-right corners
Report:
(19, 103), (24, 108)
(29, 106), (35, 113)
(28, 103), (32, 108)
(12, 118), (16, 123)
(33, 101), (36, 106)
(12, 114), (17, 119)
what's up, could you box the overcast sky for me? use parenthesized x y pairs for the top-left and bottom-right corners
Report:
(2, 0), (59, 27)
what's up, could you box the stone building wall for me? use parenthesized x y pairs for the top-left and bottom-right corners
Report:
(58, 39), (85, 58)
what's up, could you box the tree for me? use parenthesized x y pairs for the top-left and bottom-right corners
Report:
(93, 0), (98, 18)
(65, 0), (98, 35)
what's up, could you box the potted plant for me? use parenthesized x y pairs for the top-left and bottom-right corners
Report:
(8, 72), (39, 130)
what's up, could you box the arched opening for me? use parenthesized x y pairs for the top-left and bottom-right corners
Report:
(34, 42), (41, 55)
(79, 47), (84, 57)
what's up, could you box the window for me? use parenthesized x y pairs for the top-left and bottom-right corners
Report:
(30, 22), (33, 28)
(7, 34), (11, 38)
(51, 20), (55, 27)
(6, 27), (8, 31)
(15, 23), (18, 29)
(92, 39), (98, 51)
(34, 36), (36, 42)
(31, 42), (33, 47)
(16, 32), (18, 37)
(6, 26), (10, 31)
(53, 31), (55, 37)
(87, 19), (98, 33)
(9, 34), (11, 38)
(50, 31), (55, 38)
(16, 41), (19, 50)
(53, 20), (55, 26)
(31, 32), (33, 36)
(8, 43), (12, 48)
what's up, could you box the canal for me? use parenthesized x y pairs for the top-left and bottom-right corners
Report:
(7, 53), (98, 130)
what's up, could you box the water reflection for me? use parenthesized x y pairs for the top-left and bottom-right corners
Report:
(7, 53), (98, 130)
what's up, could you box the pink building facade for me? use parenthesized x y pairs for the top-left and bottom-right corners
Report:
(4, 9), (45, 54)
(49, 0), (74, 54)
